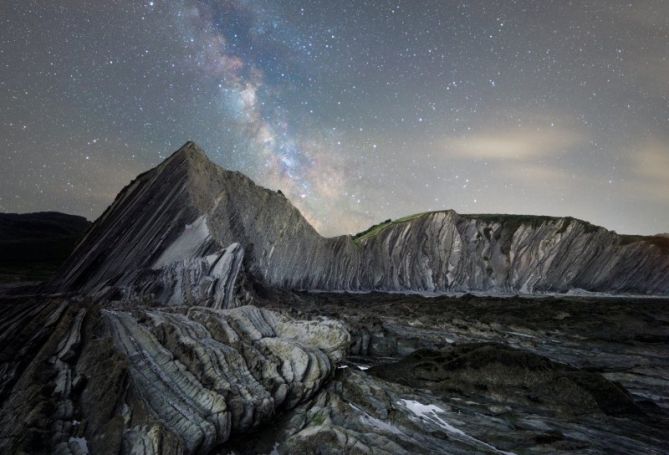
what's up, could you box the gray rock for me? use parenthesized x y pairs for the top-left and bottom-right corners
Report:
(2, 289), (668, 454)
(52, 142), (669, 299)
(229, 292), (669, 455)
(0, 299), (348, 454)
(127, 242), (244, 309)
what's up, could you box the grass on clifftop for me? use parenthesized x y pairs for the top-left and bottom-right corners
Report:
(353, 212), (433, 244)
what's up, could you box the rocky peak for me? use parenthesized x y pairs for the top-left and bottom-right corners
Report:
(160, 141), (213, 175)
(50, 142), (325, 300)
(171, 140), (207, 158)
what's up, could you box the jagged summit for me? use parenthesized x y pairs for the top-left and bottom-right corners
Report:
(172, 140), (207, 157)
(160, 141), (213, 170)
(52, 141), (327, 301)
(53, 143), (669, 298)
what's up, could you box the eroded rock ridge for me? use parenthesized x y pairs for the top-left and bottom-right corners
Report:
(53, 142), (669, 300)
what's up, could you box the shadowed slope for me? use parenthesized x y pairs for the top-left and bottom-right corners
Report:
(0, 212), (90, 283)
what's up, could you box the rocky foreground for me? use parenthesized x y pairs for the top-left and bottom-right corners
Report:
(0, 297), (349, 454)
(237, 292), (669, 454)
(1, 292), (668, 454)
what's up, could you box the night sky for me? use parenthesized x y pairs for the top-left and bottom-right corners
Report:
(1, 1), (668, 236)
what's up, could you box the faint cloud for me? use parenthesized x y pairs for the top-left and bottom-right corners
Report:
(629, 139), (669, 201)
(435, 123), (587, 192)
(442, 127), (584, 161)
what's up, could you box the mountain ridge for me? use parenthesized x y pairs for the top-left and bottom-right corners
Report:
(51, 142), (669, 298)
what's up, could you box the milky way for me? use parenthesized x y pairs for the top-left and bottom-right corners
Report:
(1, 1), (668, 235)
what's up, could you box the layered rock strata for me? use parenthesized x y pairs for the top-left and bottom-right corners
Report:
(0, 299), (349, 454)
(52, 142), (669, 299)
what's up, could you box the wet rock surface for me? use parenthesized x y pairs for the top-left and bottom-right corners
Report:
(369, 343), (644, 417)
(242, 291), (669, 454)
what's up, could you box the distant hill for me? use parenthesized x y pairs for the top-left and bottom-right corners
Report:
(0, 212), (90, 282)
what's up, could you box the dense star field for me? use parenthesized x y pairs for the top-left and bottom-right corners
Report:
(1, 0), (668, 235)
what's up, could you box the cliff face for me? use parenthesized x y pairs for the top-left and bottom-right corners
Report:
(53, 142), (669, 299)
(342, 212), (669, 294)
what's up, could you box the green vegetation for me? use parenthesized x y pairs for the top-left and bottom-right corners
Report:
(353, 211), (438, 244)
(352, 218), (392, 243)
(309, 412), (328, 426)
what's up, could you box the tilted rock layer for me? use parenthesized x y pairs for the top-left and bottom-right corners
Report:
(4, 142), (667, 454)
(53, 142), (669, 299)
(0, 299), (349, 454)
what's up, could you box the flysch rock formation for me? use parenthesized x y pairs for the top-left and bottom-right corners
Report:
(0, 299), (349, 454)
(237, 292), (669, 455)
(52, 141), (669, 301)
(2, 141), (668, 454)
(2, 290), (668, 454)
